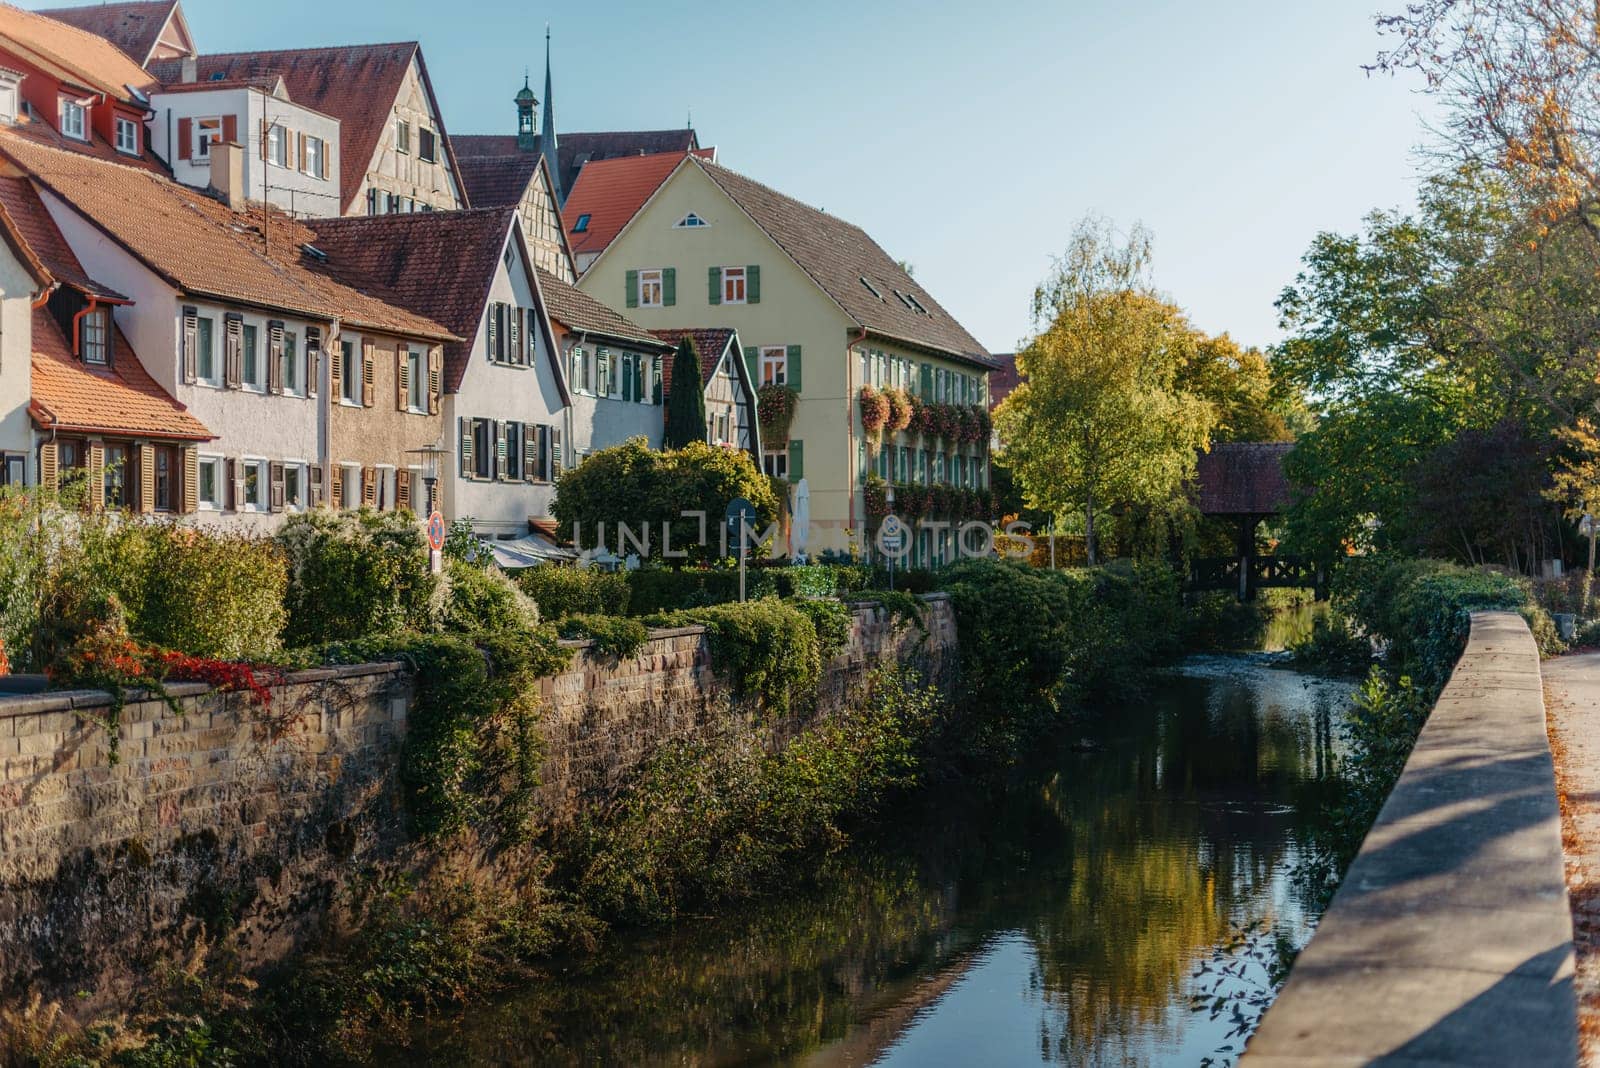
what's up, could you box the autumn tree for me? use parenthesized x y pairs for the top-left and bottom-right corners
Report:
(1549, 417), (1600, 612)
(994, 218), (1212, 565)
(1175, 332), (1291, 443)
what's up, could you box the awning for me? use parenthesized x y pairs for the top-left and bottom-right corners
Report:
(482, 532), (579, 569)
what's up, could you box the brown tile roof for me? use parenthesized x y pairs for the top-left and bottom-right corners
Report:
(150, 43), (462, 215)
(0, 130), (455, 340)
(454, 128), (699, 201)
(32, 306), (210, 439)
(679, 158), (991, 367)
(562, 151), (703, 261)
(304, 207), (517, 392)
(0, 2), (156, 98)
(1194, 442), (1295, 516)
(650, 327), (737, 392)
(987, 353), (1021, 409)
(35, 0), (177, 67)
(0, 173), (120, 297)
(455, 152), (538, 210)
(537, 266), (668, 352)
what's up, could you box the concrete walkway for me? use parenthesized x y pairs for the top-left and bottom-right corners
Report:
(1543, 653), (1600, 1064)
(1243, 611), (1577, 1066)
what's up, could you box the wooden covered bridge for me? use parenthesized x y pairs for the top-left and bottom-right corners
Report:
(1191, 442), (1323, 600)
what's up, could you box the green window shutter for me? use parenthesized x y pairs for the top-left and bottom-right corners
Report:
(663, 268), (676, 307)
(748, 265), (761, 304)
(744, 345), (758, 385)
(625, 270), (639, 309)
(788, 439), (804, 481)
(709, 267), (722, 305)
(786, 344), (802, 393)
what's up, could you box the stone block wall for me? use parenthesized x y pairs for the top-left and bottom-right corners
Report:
(0, 597), (955, 1006)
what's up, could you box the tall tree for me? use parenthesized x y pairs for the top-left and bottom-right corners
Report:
(994, 218), (1212, 565)
(663, 338), (708, 450)
(1549, 417), (1600, 612)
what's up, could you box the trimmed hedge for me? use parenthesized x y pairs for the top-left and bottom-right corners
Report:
(516, 566), (631, 620)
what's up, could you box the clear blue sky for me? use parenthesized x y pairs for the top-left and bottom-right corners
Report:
(44, 0), (1438, 354)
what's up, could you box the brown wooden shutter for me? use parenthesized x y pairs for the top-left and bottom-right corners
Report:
(181, 446), (198, 514)
(460, 418), (474, 479)
(269, 461), (285, 512)
(223, 314), (243, 388)
(487, 304), (498, 361)
(181, 306), (198, 383)
(522, 423), (537, 483)
(306, 326), (321, 398)
(361, 340), (375, 407)
(86, 443), (105, 511)
(329, 336), (342, 399)
(221, 114), (238, 146)
(267, 320), (284, 393)
(177, 117), (192, 161)
(297, 132), (307, 172)
(224, 457), (236, 511)
(396, 348), (409, 410)
(330, 465), (343, 509)
(396, 469), (411, 512)
(309, 465), (325, 507)
(39, 441), (59, 493)
(427, 346), (442, 413)
(137, 444), (155, 513)
(362, 466), (377, 508)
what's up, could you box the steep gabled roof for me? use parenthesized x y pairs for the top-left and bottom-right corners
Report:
(306, 207), (524, 392)
(0, 130), (455, 341)
(650, 327), (736, 389)
(454, 128), (699, 203)
(36, 0), (181, 68)
(455, 152), (537, 210)
(149, 43), (464, 214)
(562, 150), (708, 261)
(0, 2), (156, 99)
(677, 157), (992, 367)
(537, 265), (669, 351)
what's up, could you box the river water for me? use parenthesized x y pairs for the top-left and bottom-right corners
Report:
(404, 654), (1352, 1067)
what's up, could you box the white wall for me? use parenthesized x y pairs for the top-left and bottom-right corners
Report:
(0, 238), (35, 476)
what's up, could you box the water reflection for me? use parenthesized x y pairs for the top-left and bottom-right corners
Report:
(401, 658), (1351, 1067)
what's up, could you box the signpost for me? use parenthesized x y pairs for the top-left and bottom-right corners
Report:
(426, 511), (446, 575)
(726, 497), (758, 602)
(879, 515), (906, 591)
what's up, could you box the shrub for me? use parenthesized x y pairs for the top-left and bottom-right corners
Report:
(558, 614), (650, 659)
(1288, 613), (1372, 676)
(439, 560), (541, 634)
(644, 599), (822, 716)
(787, 597), (854, 660)
(625, 566), (781, 615)
(135, 525), (288, 659)
(516, 565), (631, 619)
(277, 509), (436, 647)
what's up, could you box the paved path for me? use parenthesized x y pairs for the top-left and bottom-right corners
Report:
(1543, 652), (1600, 1064)
(1244, 612), (1577, 1066)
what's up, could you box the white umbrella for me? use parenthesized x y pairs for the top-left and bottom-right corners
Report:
(792, 478), (811, 560)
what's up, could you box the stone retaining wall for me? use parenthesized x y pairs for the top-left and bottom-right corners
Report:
(0, 596), (955, 1007)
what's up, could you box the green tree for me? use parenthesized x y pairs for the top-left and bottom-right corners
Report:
(1549, 416), (1600, 612)
(664, 338), (708, 450)
(1176, 332), (1292, 443)
(994, 218), (1212, 565)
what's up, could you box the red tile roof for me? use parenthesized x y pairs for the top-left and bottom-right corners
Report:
(1194, 443), (1295, 516)
(0, 2), (156, 98)
(987, 353), (1021, 409)
(562, 151), (706, 260)
(305, 207), (520, 392)
(35, 1), (178, 67)
(649, 327), (737, 392)
(537, 266), (669, 352)
(454, 129), (700, 198)
(150, 43), (462, 215)
(0, 130), (455, 341)
(0, 173), (120, 297)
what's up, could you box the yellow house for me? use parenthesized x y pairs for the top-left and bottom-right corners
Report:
(578, 155), (993, 562)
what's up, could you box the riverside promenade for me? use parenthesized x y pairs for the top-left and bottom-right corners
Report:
(1244, 611), (1578, 1066)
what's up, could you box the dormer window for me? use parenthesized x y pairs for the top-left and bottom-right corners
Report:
(59, 98), (86, 141)
(0, 79), (17, 126)
(115, 116), (139, 155)
(81, 307), (109, 365)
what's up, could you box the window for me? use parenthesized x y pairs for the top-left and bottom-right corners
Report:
(1, 453), (23, 487)
(242, 324), (260, 389)
(395, 119), (411, 154)
(721, 266), (747, 305)
(638, 269), (663, 307)
(153, 446), (176, 511)
(267, 123), (287, 167)
(760, 346), (787, 387)
(59, 98), (86, 140)
(0, 82), (17, 125)
(505, 423), (524, 481)
(406, 347), (425, 412)
(341, 463), (361, 509)
(673, 212), (708, 229)
(114, 116), (139, 155)
(283, 463), (306, 511)
(472, 419), (493, 480)
(596, 350), (611, 396)
(570, 346), (591, 393)
(620, 352), (636, 402)
(195, 116), (222, 159)
(103, 444), (129, 509)
(649, 355), (662, 404)
(302, 135), (325, 178)
(418, 128), (437, 163)
(572, 213), (591, 233)
(81, 308), (109, 365)
(198, 455), (222, 509)
(340, 341), (359, 404)
(717, 413), (729, 444)
(195, 316), (217, 384)
(374, 466), (395, 510)
(763, 450), (788, 478)
(242, 459), (267, 511)
(860, 276), (883, 300)
(281, 331), (299, 395)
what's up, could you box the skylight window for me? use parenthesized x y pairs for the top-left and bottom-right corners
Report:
(572, 213), (591, 233)
(905, 292), (928, 314)
(301, 243), (328, 262)
(673, 212), (709, 229)
(860, 276), (883, 300)
(208, 71), (226, 82)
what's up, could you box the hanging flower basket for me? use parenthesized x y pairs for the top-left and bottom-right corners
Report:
(885, 389), (913, 433)
(859, 387), (890, 435)
(864, 476), (890, 524)
(757, 385), (801, 444)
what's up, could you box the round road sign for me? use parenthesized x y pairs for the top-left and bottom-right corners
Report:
(426, 511), (447, 552)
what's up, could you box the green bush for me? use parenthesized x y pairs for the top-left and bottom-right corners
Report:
(787, 597), (854, 661)
(439, 560), (541, 634)
(644, 599), (823, 716)
(558, 614), (650, 659)
(1288, 612), (1372, 676)
(626, 566), (782, 615)
(135, 526), (288, 659)
(277, 509), (437, 647)
(516, 565), (631, 619)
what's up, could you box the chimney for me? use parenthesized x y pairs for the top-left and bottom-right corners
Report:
(180, 55), (197, 83)
(210, 140), (244, 212)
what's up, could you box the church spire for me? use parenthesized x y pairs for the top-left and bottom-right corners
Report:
(542, 25), (563, 204)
